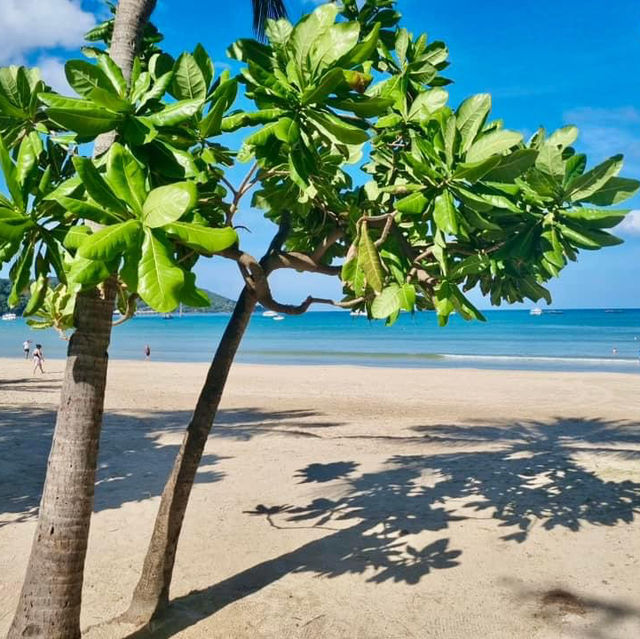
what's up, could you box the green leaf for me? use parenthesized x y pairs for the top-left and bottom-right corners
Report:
(72, 157), (129, 215)
(466, 129), (522, 163)
(65, 60), (116, 98)
(566, 155), (623, 202)
(0, 136), (23, 209)
(200, 79), (238, 137)
(535, 141), (564, 178)
(301, 68), (345, 105)
(541, 228), (565, 268)
(453, 156), (502, 183)
(456, 94), (491, 153)
(579, 176), (640, 206)
(8, 244), (33, 307)
(40, 93), (123, 137)
(433, 190), (458, 234)
(23, 275), (48, 316)
(97, 54), (127, 96)
(358, 224), (384, 293)
(557, 222), (623, 250)
(329, 96), (394, 118)
(309, 111), (368, 145)
(547, 125), (578, 149)
(147, 98), (202, 127)
(79, 220), (141, 261)
(137, 229), (185, 312)
(483, 149), (537, 182)
(164, 222), (237, 254)
(219, 108), (283, 134)
(563, 207), (628, 229)
(171, 53), (207, 100)
(371, 283), (416, 319)
(396, 191), (428, 215)
(106, 143), (147, 214)
(142, 182), (197, 228)
(67, 255), (111, 287)
(63, 225), (92, 250)
(245, 117), (293, 146)
(309, 21), (360, 74)
(192, 43), (214, 88)
(16, 134), (37, 187)
(408, 88), (448, 122)
(0, 219), (31, 241)
(58, 196), (122, 225)
(179, 271), (210, 307)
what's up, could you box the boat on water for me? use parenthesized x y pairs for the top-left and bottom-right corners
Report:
(529, 308), (543, 316)
(272, 315), (284, 321)
(262, 310), (278, 317)
(1, 313), (17, 321)
(350, 310), (366, 317)
(163, 313), (173, 320)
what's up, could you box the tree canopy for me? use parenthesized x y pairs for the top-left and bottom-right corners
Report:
(0, 0), (637, 331)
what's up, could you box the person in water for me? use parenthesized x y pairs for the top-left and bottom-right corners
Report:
(32, 344), (45, 375)
(144, 344), (151, 360)
(23, 339), (31, 359)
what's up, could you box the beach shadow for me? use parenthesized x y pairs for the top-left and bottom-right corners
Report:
(509, 582), (640, 639)
(122, 416), (640, 638)
(0, 405), (340, 526)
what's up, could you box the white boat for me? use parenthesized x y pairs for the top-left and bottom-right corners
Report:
(262, 310), (278, 317)
(350, 310), (366, 317)
(1, 313), (17, 321)
(529, 307), (543, 316)
(272, 315), (284, 321)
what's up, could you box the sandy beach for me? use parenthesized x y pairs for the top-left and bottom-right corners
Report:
(1, 357), (639, 638)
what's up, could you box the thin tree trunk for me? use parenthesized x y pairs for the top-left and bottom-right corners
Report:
(8, 2), (157, 637)
(7, 283), (117, 639)
(124, 288), (257, 624)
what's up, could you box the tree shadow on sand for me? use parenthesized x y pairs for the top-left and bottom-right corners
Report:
(123, 416), (640, 638)
(0, 405), (341, 527)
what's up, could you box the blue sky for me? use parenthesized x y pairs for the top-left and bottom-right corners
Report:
(1, 0), (640, 308)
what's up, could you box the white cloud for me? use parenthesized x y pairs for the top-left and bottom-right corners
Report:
(564, 106), (640, 176)
(616, 210), (640, 236)
(0, 0), (95, 64)
(37, 56), (72, 93)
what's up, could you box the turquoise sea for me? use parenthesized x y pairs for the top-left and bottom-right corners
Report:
(2, 308), (640, 373)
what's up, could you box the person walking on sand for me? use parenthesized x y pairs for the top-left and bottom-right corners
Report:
(22, 339), (32, 359)
(144, 344), (151, 361)
(32, 344), (45, 375)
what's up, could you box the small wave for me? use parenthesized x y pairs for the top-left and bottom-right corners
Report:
(245, 350), (445, 360)
(441, 353), (638, 366)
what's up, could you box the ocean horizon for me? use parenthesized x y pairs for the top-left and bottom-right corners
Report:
(2, 308), (640, 374)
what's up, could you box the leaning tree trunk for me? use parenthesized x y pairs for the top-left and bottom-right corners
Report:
(124, 288), (257, 624)
(8, 2), (157, 637)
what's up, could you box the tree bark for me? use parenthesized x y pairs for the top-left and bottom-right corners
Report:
(123, 288), (257, 624)
(7, 283), (117, 639)
(8, 2), (157, 637)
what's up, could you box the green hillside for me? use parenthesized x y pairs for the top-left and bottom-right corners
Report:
(0, 279), (235, 315)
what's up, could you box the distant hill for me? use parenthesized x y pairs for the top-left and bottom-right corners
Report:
(0, 278), (236, 315)
(0, 279), (28, 315)
(136, 289), (236, 314)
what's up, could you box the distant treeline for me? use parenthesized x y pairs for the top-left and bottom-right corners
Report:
(0, 278), (236, 315)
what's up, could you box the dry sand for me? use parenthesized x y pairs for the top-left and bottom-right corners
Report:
(1, 357), (639, 638)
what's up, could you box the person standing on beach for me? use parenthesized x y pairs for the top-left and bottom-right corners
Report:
(22, 340), (31, 359)
(144, 344), (151, 361)
(32, 344), (45, 375)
